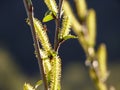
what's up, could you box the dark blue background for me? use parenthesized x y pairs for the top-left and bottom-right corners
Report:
(0, 0), (120, 75)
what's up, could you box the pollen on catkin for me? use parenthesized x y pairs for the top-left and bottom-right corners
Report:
(40, 49), (51, 72)
(33, 18), (52, 52)
(40, 49), (52, 84)
(60, 15), (71, 38)
(50, 56), (61, 90)
(44, 0), (58, 14)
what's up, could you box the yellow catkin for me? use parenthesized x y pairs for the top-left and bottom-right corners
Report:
(97, 44), (108, 81)
(89, 68), (107, 90)
(74, 0), (87, 20)
(86, 9), (96, 47)
(63, 1), (88, 51)
(40, 49), (51, 74)
(33, 18), (52, 52)
(60, 15), (71, 38)
(39, 49), (52, 85)
(63, 1), (82, 34)
(44, 0), (58, 13)
(50, 56), (61, 90)
(96, 82), (107, 90)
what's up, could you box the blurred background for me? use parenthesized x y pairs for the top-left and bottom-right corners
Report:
(0, 0), (120, 90)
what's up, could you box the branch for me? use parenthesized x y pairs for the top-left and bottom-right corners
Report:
(54, 0), (64, 52)
(23, 0), (48, 90)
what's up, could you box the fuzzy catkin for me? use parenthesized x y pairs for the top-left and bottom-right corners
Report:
(33, 18), (52, 52)
(50, 56), (61, 90)
(44, 0), (58, 13)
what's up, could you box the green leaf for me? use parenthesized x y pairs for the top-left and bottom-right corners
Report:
(35, 80), (43, 89)
(63, 35), (77, 40)
(23, 83), (34, 90)
(43, 10), (56, 22)
(43, 14), (54, 22)
(45, 10), (53, 16)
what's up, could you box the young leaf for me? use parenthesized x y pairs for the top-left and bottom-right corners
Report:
(35, 80), (43, 89)
(23, 83), (35, 90)
(43, 10), (56, 22)
(45, 10), (56, 17)
(43, 14), (54, 22)
(63, 35), (77, 41)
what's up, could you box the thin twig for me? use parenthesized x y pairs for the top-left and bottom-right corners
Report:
(54, 0), (64, 52)
(23, 0), (48, 90)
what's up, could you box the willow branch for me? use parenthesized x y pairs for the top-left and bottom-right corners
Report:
(23, 0), (48, 90)
(54, 0), (64, 52)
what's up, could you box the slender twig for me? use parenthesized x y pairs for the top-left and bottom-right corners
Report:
(23, 0), (48, 90)
(54, 0), (64, 52)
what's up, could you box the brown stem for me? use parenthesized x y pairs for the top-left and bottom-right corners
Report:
(54, 0), (64, 52)
(23, 0), (48, 90)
